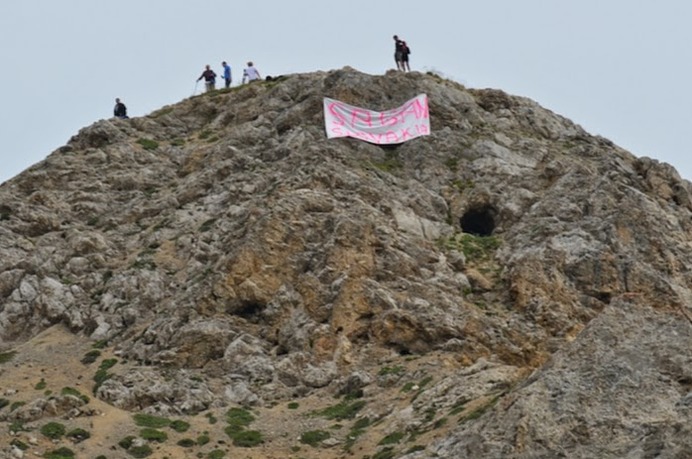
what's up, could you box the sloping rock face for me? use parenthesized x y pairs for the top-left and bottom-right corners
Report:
(1, 67), (692, 457)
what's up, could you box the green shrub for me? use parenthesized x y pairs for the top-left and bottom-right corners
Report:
(40, 422), (66, 440)
(449, 400), (468, 416)
(197, 433), (210, 445)
(199, 218), (217, 232)
(230, 429), (264, 447)
(372, 447), (395, 459)
(92, 339), (109, 349)
(459, 396), (499, 423)
(118, 436), (136, 449)
(8, 421), (26, 433)
(378, 431), (405, 445)
(10, 438), (28, 450)
(101, 358), (118, 371)
(378, 365), (404, 376)
(66, 427), (91, 442)
(0, 398), (9, 410)
(207, 450), (225, 459)
(10, 401), (25, 411)
(81, 349), (101, 364)
(287, 402), (299, 409)
(418, 375), (433, 388)
(300, 429), (330, 447)
(128, 444), (153, 458)
(345, 416), (372, 451)
(315, 400), (366, 420)
(35, 378), (47, 390)
(62, 387), (90, 403)
(434, 417), (448, 428)
(353, 417), (371, 430)
(223, 407), (263, 447)
(177, 438), (195, 447)
(133, 413), (171, 428)
(93, 358), (118, 393)
(44, 447), (75, 459)
(139, 428), (168, 443)
(437, 233), (501, 261)
(226, 407), (254, 429)
(401, 382), (415, 392)
(136, 138), (159, 151)
(170, 419), (190, 432)
(0, 350), (17, 364)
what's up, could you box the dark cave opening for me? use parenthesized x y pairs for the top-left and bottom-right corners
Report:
(460, 205), (497, 236)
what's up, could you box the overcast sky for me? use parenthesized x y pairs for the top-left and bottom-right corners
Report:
(1, 1), (691, 185)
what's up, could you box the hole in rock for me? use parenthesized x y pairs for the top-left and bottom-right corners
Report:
(460, 205), (497, 236)
(234, 301), (264, 323)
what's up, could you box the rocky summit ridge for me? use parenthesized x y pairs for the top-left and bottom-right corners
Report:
(1, 67), (691, 459)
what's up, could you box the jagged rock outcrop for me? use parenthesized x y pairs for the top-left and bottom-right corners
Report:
(1, 67), (691, 458)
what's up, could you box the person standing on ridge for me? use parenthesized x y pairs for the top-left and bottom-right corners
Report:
(401, 40), (411, 71)
(393, 35), (405, 71)
(242, 61), (261, 83)
(197, 65), (217, 92)
(222, 61), (232, 88)
(113, 98), (128, 119)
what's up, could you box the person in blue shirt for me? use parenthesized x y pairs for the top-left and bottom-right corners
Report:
(222, 61), (232, 88)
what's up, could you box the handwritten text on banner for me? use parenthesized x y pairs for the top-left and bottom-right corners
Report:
(323, 94), (430, 144)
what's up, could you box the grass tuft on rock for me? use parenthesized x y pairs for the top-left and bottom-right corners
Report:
(300, 429), (330, 447)
(315, 399), (366, 420)
(133, 413), (171, 428)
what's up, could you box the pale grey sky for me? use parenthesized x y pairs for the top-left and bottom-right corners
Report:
(1, 1), (691, 184)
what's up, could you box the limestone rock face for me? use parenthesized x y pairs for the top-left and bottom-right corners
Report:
(1, 68), (692, 458)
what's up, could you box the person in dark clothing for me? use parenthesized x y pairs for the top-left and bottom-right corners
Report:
(197, 65), (217, 92)
(114, 98), (128, 119)
(393, 35), (405, 71)
(401, 41), (411, 71)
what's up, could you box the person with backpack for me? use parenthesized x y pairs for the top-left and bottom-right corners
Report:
(401, 41), (411, 72)
(197, 65), (217, 92)
(222, 61), (232, 88)
(242, 61), (261, 83)
(393, 35), (405, 71)
(113, 98), (128, 119)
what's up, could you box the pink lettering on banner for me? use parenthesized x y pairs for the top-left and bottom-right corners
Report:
(327, 103), (347, 126)
(324, 94), (430, 144)
(379, 110), (400, 127)
(350, 108), (373, 127)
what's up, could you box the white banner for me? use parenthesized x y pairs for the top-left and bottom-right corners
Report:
(324, 94), (430, 144)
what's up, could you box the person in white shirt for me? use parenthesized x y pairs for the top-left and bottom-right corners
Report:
(242, 61), (261, 83)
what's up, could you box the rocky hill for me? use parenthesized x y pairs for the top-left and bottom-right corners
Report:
(1, 67), (691, 459)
